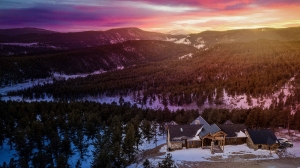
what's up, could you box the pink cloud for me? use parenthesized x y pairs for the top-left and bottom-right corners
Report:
(0, 0), (299, 32)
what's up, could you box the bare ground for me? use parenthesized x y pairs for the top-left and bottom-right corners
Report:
(177, 158), (300, 168)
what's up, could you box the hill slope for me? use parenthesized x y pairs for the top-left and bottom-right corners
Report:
(0, 40), (196, 85)
(0, 27), (168, 49)
(8, 40), (300, 106)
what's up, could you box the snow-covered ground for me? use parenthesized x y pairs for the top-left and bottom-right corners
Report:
(0, 71), (295, 112)
(133, 141), (300, 167)
(0, 42), (39, 47)
(165, 37), (191, 45)
(161, 143), (278, 162)
(130, 143), (281, 167)
(0, 70), (105, 96)
(216, 77), (294, 109)
(0, 140), (17, 165)
(138, 135), (166, 151)
(179, 53), (193, 60)
(0, 42), (58, 49)
(194, 37), (205, 49)
(129, 128), (300, 167)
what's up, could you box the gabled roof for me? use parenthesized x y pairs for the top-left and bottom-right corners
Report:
(217, 124), (246, 137)
(190, 116), (223, 138)
(223, 120), (234, 125)
(247, 129), (277, 145)
(198, 123), (221, 138)
(190, 116), (210, 127)
(168, 125), (203, 140)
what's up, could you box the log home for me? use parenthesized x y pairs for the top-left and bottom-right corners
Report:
(166, 124), (203, 150)
(245, 129), (279, 150)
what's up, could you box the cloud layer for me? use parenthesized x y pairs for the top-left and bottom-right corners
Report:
(0, 0), (299, 33)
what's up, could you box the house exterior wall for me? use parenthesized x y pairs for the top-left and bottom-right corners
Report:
(170, 141), (183, 149)
(245, 131), (277, 150)
(247, 143), (273, 150)
(225, 137), (247, 145)
(246, 131), (256, 149)
(187, 140), (201, 148)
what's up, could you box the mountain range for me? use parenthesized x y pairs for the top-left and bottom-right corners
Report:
(1, 26), (300, 50)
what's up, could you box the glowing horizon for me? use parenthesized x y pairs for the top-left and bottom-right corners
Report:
(0, 0), (299, 33)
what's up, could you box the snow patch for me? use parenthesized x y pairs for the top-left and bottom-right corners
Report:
(0, 140), (18, 165)
(194, 37), (205, 49)
(165, 37), (191, 45)
(236, 131), (247, 137)
(174, 38), (191, 45)
(158, 143), (278, 163)
(194, 44), (205, 49)
(179, 53), (192, 60)
(0, 43), (58, 48)
(117, 66), (124, 70)
(0, 70), (105, 97)
(0, 42), (39, 47)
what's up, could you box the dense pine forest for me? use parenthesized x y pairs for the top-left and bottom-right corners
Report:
(1, 100), (300, 167)
(6, 40), (300, 107)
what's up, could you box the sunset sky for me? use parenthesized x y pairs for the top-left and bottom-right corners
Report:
(1, 0), (300, 33)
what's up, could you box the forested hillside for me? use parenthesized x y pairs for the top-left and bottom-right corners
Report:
(0, 44), (67, 57)
(188, 26), (300, 46)
(1, 100), (300, 167)
(0, 40), (196, 85)
(0, 27), (167, 49)
(10, 40), (300, 107)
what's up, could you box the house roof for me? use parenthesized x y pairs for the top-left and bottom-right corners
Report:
(190, 116), (223, 138)
(190, 116), (210, 127)
(168, 125), (203, 141)
(223, 120), (234, 124)
(217, 124), (246, 137)
(247, 129), (277, 145)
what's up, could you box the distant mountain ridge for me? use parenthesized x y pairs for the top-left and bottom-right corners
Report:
(0, 27), (57, 36)
(0, 27), (168, 49)
(0, 26), (299, 50)
(188, 27), (300, 46)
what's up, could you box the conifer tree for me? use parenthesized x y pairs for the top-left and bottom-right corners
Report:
(123, 123), (136, 164)
(141, 120), (153, 143)
(158, 153), (177, 168)
(91, 129), (112, 168)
